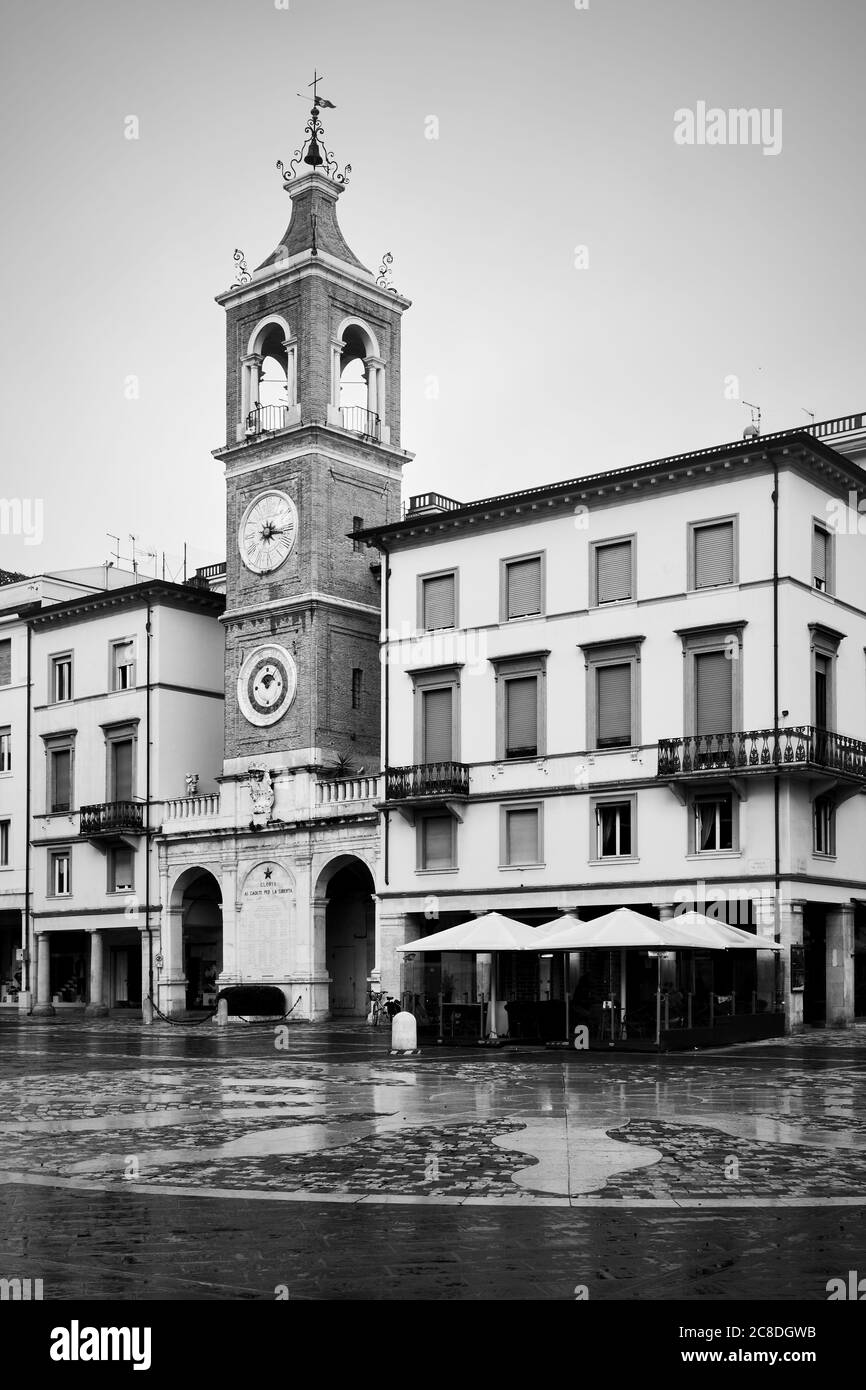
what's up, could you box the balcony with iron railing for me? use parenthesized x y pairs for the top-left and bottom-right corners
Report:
(658, 726), (866, 783)
(80, 801), (145, 837)
(339, 405), (381, 440)
(245, 404), (292, 437)
(385, 762), (470, 801)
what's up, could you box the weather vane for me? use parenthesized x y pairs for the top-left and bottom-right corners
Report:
(277, 69), (351, 188)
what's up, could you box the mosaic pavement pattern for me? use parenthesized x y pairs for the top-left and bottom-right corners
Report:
(1, 1018), (865, 1208)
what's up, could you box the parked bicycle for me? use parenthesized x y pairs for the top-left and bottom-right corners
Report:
(370, 991), (400, 1026)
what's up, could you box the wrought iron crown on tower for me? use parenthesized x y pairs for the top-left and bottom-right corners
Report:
(277, 70), (351, 189)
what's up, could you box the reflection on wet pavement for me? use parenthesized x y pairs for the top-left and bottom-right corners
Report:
(0, 1019), (865, 1206)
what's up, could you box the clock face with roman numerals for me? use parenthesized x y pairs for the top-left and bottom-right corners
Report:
(237, 644), (297, 727)
(238, 490), (298, 574)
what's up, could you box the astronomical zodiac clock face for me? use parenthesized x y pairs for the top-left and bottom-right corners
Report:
(237, 644), (298, 728)
(238, 489), (298, 574)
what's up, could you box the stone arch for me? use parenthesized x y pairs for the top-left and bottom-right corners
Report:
(242, 313), (297, 428)
(167, 865), (223, 1013)
(314, 853), (376, 1018)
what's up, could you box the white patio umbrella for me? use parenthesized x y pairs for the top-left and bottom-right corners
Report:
(396, 912), (558, 1042)
(540, 906), (699, 951)
(666, 910), (782, 951)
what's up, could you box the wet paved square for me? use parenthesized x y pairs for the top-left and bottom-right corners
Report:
(1, 1017), (865, 1299)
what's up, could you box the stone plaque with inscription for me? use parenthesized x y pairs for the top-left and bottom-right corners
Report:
(238, 862), (294, 977)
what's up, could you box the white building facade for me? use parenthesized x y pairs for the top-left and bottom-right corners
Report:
(363, 414), (866, 1035)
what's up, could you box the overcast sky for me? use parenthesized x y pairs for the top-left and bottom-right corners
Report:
(1, 0), (864, 575)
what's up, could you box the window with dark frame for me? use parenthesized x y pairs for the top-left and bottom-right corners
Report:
(594, 539), (633, 604)
(110, 846), (135, 893)
(505, 556), (542, 619)
(695, 794), (734, 852)
(0, 820), (9, 868)
(421, 572), (456, 630)
(352, 516), (364, 553)
(0, 640), (10, 686)
(596, 801), (632, 857)
(0, 727), (10, 774)
(112, 640), (135, 691)
(692, 520), (735, 589)
(503, 806), (541, 866)
(50, 748), (72, 813)
(50, 850), (70, 896)
(110, 739), (134, 802)
(422, 686), (453, 763)
(813, 796), (835, 855)
(52, 655), (72, 703)
(812, 524), (830, 592)
(504, 675), (538, 758)
(351, 667), (363, 710)
(419, 814), (455, 871)
(596, 662), (632, 747)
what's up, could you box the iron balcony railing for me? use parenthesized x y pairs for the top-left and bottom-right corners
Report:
(80, 801), (145, 836)
(340, 405), (381, 440)
(246, 404), (290, 436)
(658, 726), (866, 781)
(385, 762), (470, 800)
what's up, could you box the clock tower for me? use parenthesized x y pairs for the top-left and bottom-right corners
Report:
(151, 92), (415, 1024)
(214, 94), (410, 778)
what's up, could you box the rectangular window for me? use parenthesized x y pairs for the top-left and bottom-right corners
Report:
(813, 796), (835, 855)
(420, 572), (456, 631)
(0, 639), (10, 686)
(111, 739), (133, 801)
(596, 663), (632, 747)
(695, 795), (734, 852)
(351, 667), (363, 710)
(419, 815), (456, 871)
(596, 801), (632, 858)
(593, 538), (634, 604)
(0, 820), (9, 868)
(694, 650), (733, 734)
(422, 687), (453, 763)
(0, 727), (10, 773)
(112, 640), (135, 691)
(50, 748), (72, 813)
(50, 850), (70, 896)
(502, 806), (542, 866)
(110, 846), (135, 892)
(503, 555), (543, 620)
(812, 523), (830, 593)
(52, 655), (72, 703)
(352, 516), (364, 553)
(505, 676), (538, 758)
(692, 519), (735, 589)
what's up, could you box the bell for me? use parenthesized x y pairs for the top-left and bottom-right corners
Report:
(304, 133), (324, 168)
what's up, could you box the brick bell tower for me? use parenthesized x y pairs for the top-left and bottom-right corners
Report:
(214, 88), (411, 782)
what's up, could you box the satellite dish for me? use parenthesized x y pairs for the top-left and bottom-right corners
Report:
(743, 423), (760, 439)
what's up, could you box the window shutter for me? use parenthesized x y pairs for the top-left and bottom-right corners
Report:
(53, 750), (71, 811)
(505, 677), (538, 755)
(812, 526), (828, 588)
(596, 663), (631, 746)
(0, 641), (10, 685)
(596, 542), (632, 603)
(507, 808), (539, 864)
(694, 522), (734, 587)
(423, 688), (453, 763)
(695, 651), (732, 733)
(113, 741), (133, 801)
(507, 558), (541, 618)
(423, 574), (455, 629)
(423, 816), (453, 869)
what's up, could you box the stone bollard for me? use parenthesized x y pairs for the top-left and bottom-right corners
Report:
(389, 1010), (419, 1055)
(215, 997), (229, 1028)
(141, 996), (154, 1026)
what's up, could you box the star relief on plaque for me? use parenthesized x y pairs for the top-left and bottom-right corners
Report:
(238, 489), (298, 574)
(237, 644), (298, 727)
